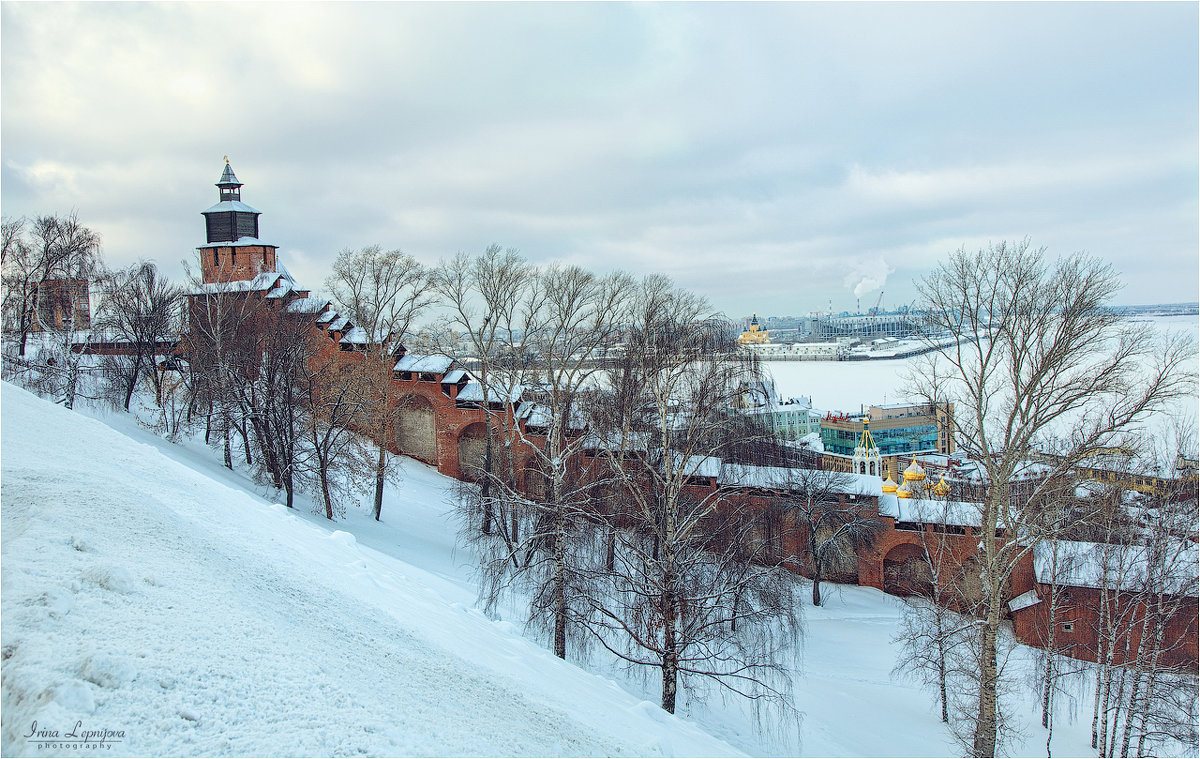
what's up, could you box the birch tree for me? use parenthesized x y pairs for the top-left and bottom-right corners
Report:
(326, 245), (435, 520)
(892, 499), (980, 728)
(436, 245), (545, 535)
(584, 275), (801, 718)
(907, 239), (1197, 757)
(463, 265), (632, 659)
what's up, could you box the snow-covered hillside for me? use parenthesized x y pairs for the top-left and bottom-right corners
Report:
(1, 383), (739, 757)
(1, 381), (1118, 757)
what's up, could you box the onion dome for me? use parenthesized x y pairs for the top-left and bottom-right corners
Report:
(932, 475), (951, 497)
(903, 457), (926, 482)
(896, 479), (913, 499)
(881, 476), (899, 493)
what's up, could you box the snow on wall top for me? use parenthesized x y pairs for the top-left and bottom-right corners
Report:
(884, 498), (986, 528)
(196, 237), (277, 251)
(188, 272), (282, 295)
(455, 381), (523, 403)
(1033, 540), (1198, 596)
(394, 354), (454, 374)
(286, 298), (333, 315)
(1008, 590), (1041, 612)
(339, 327), (374, 345)
(717, 463), (881, 496)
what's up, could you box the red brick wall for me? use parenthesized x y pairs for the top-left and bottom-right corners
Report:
(200, 245), (278, 284)
(1010, 564), (1198, 668)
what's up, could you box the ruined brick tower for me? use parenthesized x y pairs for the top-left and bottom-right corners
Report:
(198, 159), (278, 283)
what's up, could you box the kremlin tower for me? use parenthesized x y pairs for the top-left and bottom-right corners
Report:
(198, 159), (278, 284)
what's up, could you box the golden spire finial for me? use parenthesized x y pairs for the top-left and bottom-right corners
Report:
(224, 155), (229, 164)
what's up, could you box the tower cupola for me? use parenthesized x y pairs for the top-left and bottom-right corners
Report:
(852, 417), (882, 477)
(202, 158), (261, 244)
(216, 158), (244, 202)
(903, 457), (927, 482)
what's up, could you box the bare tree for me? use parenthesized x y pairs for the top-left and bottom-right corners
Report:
(775, 465), (884, 606)
(1030, 538), (1090, 758)
(435, 245), (545, 534)
(464, 265), (632, 659)
(2, 216), (26, 269)
(907, 239), (1197, 757)
(298, 352), (372, 520)
(583, 275), (801, 718)
(1, 215), (102, 408)
(326, 245), (435, 520)
(94, 261), (182, 411)
(15, 279), (95, 409)
(1079, 445), (1199, 759)
(248, 302), (322, 509)
(891, 496), (985, 730)
(1, 213), (101, 357)
(182, 266), (270, 470)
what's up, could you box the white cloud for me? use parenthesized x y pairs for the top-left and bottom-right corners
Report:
(1, 2), (1195, 317)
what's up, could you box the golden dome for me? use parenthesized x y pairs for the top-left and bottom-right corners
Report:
(932, 474), (951, 497)
(903, 457), (926, 482)
(896, 479), (912, 499)
(881, 476), (899, 493)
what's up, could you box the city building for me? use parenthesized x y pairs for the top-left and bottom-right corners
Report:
(732, 379), (821, 442)
(742, 339), (851, 360)
(30, 278), (91, 332)
(820, 402), (953, 475)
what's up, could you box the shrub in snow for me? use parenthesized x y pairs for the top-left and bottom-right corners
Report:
(81, 566), (138, 594)
(78, 654), (135, 689)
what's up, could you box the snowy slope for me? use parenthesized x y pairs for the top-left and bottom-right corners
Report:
(0, 382), (741, 757)
(1, 379), (1131, 758)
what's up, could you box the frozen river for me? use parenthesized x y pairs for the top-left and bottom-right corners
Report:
(763, 314), (1199, 421)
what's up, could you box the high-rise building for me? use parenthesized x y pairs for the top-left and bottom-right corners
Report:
(31, 279), (91, 332)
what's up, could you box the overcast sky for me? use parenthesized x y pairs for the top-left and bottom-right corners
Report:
(3, 2), (1196, 319)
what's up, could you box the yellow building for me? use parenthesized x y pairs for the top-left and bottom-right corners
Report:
(738, 313), (770, 345)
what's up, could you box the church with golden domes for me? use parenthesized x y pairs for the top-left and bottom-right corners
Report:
(737, 314), (770, 345)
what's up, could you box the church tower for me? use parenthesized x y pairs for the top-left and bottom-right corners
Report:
(198, 158), (278, 283)
(852, 418), (882, 477)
